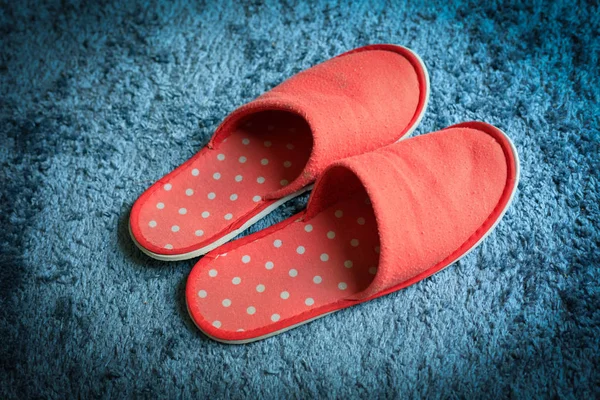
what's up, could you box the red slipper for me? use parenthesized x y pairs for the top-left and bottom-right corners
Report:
(185, 122), (520, 343)
(129, 44), (429, 260)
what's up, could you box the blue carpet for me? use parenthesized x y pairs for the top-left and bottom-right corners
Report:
(1, 0), (599, 398)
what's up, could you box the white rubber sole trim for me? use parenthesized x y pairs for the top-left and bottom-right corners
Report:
(129, 184), (313, 261)
(189, 126), (520, 344)
(395, 45), (431, 143)
(131, 45), (430, 262)
(436, 126), (521, 271)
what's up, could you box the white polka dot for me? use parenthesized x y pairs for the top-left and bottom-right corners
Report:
(212, 320), (221, 328)
(351, 239), (360, 247)
(305, 298), (314, 306)
(338, 282), (348, 290)
(217, 153), (225, 161)
(296, 246), (305, 254)
(265, 261), (274, 270)
(239, 156), (247, 163)
(229, 193), (238, 201)
(289, 269), (298, 277)
(191, 168), (199, 176)
(344, 260), (353, 268)
(320, 253), (329, 262)
(283, 161), (292, 168)
(256, 284), (265, 293)
(242, 255), (251, 263)
(273, 239), (282, 248)
(257, 176), (265, 184)
(202, 211), (210, 218)
(148, 220), (157, 228)
(235, 175), (243, 182)
(171, 225), (180, 232)
(271, 314), (280, 322)
(222, 299), (231, 307)
(209, 269), (217, 277)
(280, 179), (289, 186)
(236, 329), (244, 332)
(195, 230), (204, 237)
(280, 291), (290, 299)
(264, 140), (272, 147)
(178, 208), (187, 215)
(357, 217), (366, 225)
(267, 125), (274, 131)
(224, 213), (233, 220)
(369, 267), (377, 275)
(232, 277), (241, 285)
(304, 224), (313, 232)
(164, 183), (172, 191)
(156, 202), (164, 209)
(186, 188), (194, 196)
(247, 306), (256, 315)
(165, 244), (173, 249)
(286, 143), (295, 150)
(327, 231), (335, 239)
(253, 195), (261, 202)
(197, 290), (207, 298)
(313, 276), (322, 284)
(207, 192), (216, 200)
(261, 158), (269, 165)
(242, 138), (250, 145)
(213, 172), (221, 180)
(335, 210), (343, 218)
(375, 246), (381, 254)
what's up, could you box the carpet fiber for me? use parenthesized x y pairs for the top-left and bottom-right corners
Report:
(1, 0), (599, 398)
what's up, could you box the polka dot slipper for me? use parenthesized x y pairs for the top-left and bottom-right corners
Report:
(186, 122), (520, 343)
(129, 44), (430, 260)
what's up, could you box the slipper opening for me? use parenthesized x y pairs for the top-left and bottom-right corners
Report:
(305, 165), (382, 294)
(186, 165), (382, 339)
(213, 110), (314, 196)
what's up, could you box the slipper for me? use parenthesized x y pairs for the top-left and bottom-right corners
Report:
(185, 121), (520, 343)
(129, 44), (430, 260)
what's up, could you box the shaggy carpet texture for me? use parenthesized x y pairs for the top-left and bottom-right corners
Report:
(1, 0), (599, 398)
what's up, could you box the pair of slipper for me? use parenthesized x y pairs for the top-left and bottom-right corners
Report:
(130, 44), (520, 343)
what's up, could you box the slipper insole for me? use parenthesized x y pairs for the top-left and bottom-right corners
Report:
(190, 186), (380, 332)
(137, 111), (312, 251)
